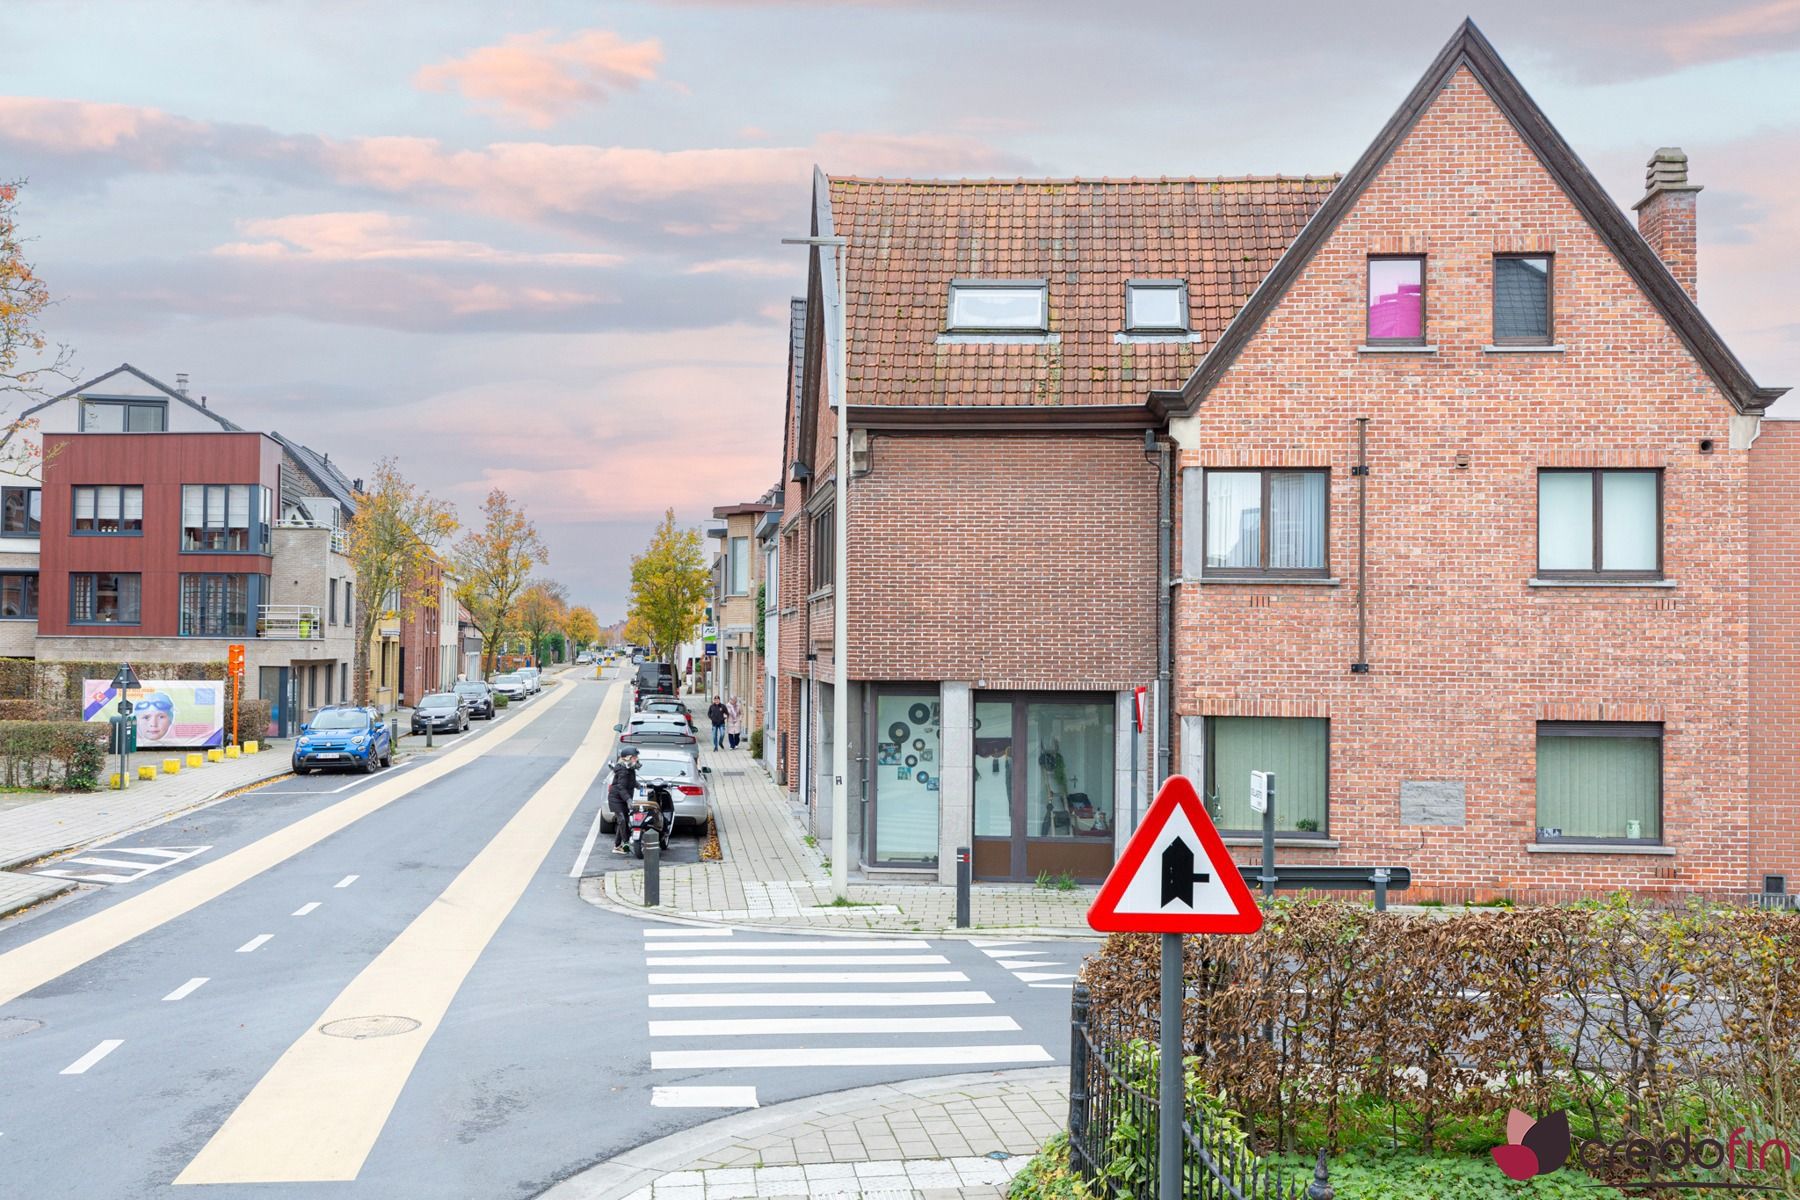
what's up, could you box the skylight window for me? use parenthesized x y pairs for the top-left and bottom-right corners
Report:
(1126, 281), (1189, 333)
(946, 281), (1048, 333)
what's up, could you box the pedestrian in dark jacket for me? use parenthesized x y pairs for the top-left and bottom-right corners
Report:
(608, 748), (641, 852)
(707, 699), (728, 750)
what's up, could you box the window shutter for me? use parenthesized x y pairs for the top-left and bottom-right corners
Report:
(74, 488), (96, 522)
(1180, 469), (1204, 579)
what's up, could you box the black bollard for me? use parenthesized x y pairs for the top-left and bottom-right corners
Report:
(644, 838), (661, 907)
(955, 846), (971, 928)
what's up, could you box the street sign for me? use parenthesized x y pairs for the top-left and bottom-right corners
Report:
(110, 663), (141, 692)
(705, 642), (718, 657)
(1249, 769), (1270, 815)
(1088, 775), (1262, 935)
(1132, 686), (1147, 733)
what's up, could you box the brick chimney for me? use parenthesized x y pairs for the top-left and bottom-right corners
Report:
(1632, 147), (1701, 300)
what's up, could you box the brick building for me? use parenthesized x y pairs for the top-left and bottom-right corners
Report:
(779, 21), (1790, 897)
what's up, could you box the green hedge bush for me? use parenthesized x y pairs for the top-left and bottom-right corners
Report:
(0, 720), (109, 791)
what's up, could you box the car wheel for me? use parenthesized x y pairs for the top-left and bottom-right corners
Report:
(294, 764), (310, 776)
(360, 753), (377, 775)
(382, 746), (393, 768)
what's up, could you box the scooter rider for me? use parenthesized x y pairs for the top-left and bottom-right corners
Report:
(609, 747), (641, 854)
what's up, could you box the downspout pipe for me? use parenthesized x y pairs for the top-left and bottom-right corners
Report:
(1156, 440), (1174, 793)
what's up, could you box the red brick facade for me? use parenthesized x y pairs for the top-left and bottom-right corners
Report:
(1750, 422), (1800, 896)
(847, 433), (1156, 689)
(1177, 66), (1755, 903)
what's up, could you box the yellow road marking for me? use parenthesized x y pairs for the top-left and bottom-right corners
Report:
(0, 683), (578, 1009)
(174, 683), (622, 1184)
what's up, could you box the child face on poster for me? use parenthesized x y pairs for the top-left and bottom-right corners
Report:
(134, 693), (175, 742)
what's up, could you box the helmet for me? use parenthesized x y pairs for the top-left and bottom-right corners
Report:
(619, 747), (641, 762)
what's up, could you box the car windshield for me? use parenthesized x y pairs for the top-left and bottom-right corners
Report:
(493, 675), (520, 684)
(310, 710), (370, 731)
(454, 683), (485, 694)
(635, 753), (696, 779)
(420, 694), (457, 708)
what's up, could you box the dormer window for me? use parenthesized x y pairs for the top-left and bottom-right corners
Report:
(79, 398), (167, 433)
(1126, 280), (1189, 333)
(946, 280), (1047, 333)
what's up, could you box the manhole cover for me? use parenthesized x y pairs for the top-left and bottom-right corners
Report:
(0, 1016), (43, 1039)
(721, 769), (747, 777)
(320, 1016), (421, 1040)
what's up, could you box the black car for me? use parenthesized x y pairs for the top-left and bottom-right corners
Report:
(452, 680), (496, 720)
(634, 661), (676, 706)
(411, 692), (469, 735)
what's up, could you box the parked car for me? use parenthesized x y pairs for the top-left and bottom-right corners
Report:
(638, 696), (696, 729)
(601, 747), (711, 835)
(411, 692), (469, 735)
(453, 680), (496, 720)
(615, 712), (697, 748)
(633, 661), (676, 706)
(518, 667), (542, 694)
(490, 673), (528, 701)
(293, 706), (393, 775)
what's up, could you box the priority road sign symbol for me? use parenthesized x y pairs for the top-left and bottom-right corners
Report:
(1087, 775), (1263, 935)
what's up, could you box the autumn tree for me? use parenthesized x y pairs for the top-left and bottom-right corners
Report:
(455, 489), (547, 675)
(626, 508), (709, 664)
(2, 180), (74, 476)
(516, 579), (568, 667)
(346, 459), (459, 704)
(566, 605), (601, 652)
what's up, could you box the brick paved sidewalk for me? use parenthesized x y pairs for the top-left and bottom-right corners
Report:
(0, 739), (293, 916)
(544, 1067), (1068, 1200)
(584, 703), (1097, 936)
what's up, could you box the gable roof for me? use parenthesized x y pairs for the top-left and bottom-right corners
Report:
(1152, 19), (1787, 417)
(823, 173), (1335, 409)
(23, 363), (243, 429)
(271, 431), (358, 513)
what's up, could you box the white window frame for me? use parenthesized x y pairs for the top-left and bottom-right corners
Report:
(946, 279), (1048, 333)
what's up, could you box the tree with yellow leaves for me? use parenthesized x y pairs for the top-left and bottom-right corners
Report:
(626, 508), (709, 665)
(2, 180), (75, 476)
(455, 489), (547, 675)
(566, 605), (601, 653)
(346, 459), (459, 704)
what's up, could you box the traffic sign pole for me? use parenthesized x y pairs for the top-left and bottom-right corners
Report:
(1159, 931), (1182, 1200)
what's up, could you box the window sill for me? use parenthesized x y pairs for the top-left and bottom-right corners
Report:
(1192, 577), (1341, 587)
(1114, 331), (1205, 344)
(1528, 578), (1675, 589)
(1526, 842), (1675, 856)
(1358, 344), (1437, 355)
(936, 332), (1061, 346)
(806, 587), (835, 602)
(1222, 836), (1341, 849)
(1484, 344), (1566, 353)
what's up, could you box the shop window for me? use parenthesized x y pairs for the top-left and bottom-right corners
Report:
(1205, 716), (1328, 834)
(871, 691), (940, 866)
(1024, 700), (1116, 840)
(1535, 722), (1662, 844)
(973, 700), (1014, 839)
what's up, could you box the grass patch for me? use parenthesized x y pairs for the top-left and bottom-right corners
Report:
(1269, 1151), (1623, 1199)
(1035, 870), (1078, 892)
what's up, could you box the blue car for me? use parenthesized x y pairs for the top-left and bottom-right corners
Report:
(292, 706), (392, 775)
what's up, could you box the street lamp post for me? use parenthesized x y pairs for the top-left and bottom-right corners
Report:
(784, 232), (850, 901)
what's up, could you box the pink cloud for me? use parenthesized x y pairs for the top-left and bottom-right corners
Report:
(414, 29), (663, 128)
(1656, 0), (1800, 66)
(213, 210), (619, 266)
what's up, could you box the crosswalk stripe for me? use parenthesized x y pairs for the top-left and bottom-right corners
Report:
(642, 927), (733, 937)
(37, 870), (135, 883)
(1013, 971), (1076, 982)
(651, 1045), (1054, 1069)
(647, 970), (968, 985)
(1030, 982), (1075, 990)
(645, 954), (948, 967)
(979, 949), (1045, 959)
(642, 939), (922, 950)
(647, 1016), (1021, 1037)
(65, 857), (172, 870)
(651, 1086), (759, 1109)
(996, 961), (1061, 971)
(647, 990), (995, 1009)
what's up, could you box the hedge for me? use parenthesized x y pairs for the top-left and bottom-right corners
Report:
(1080, 897), (1800, 1162)
(0, 658), (230, 703)
(0, 720), (108, 791)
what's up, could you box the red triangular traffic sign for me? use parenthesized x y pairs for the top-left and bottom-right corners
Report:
(1088, 775), (1263, 934)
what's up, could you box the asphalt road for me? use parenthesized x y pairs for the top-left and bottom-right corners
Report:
(0, 666), (1093, 1200)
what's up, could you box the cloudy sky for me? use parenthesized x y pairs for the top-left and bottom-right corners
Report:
(3, 1), (1797, 617)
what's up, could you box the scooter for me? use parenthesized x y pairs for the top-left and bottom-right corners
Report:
(628, 778), (675, 859)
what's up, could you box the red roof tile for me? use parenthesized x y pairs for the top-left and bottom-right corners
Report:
(828, 175), (1336, 406)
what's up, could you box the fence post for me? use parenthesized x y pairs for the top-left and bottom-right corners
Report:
(1307, 1148), (1334, 1200)
(1067, 983), (1091, 1172)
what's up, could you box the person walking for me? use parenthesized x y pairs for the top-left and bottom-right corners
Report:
(608, 748), (641, 854)
(707, 697), (727, 750)
(726, 698), (743, 750)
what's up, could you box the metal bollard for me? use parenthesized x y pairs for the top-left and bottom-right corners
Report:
(1370, 868), (1390, 913)
(644, 838), (661, 907)
(426, 722), (434, 749)
(955, 846), (972, 928)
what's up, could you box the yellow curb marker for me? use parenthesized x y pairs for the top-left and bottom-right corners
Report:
(162, 758), (181, 774)
(186, 753), (204, 769)
(137, 765), (156, 781)
(207, 749), (224, 763)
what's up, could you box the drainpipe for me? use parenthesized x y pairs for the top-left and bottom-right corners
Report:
(1352, 417), (1371, 675)
(1156, 440), (1174, 794)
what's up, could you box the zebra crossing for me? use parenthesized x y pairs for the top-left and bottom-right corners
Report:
(34, 845), (210, 886)
(970, 938), (1080, 989)
(640, 927), (1054, 1110)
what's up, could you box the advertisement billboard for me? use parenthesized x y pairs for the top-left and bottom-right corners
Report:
(82, 680), (226, 749)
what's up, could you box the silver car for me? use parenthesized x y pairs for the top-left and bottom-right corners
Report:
(602, 747), (711, 833)
(490, 672), (527, 700)
(518, 668), (542, 694)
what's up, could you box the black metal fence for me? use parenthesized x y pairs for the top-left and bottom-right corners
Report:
(1067, 983), (1332, 1200)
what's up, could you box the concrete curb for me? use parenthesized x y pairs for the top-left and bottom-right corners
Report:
(578, 873), (1097, 942)
(535, 1066), (1065, 1200)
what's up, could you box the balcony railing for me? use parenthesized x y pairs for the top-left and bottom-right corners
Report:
(258, 604), (323, 639)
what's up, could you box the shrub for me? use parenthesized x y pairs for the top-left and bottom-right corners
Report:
(494, 693), (510, 708)
(749, 727), (764, 759)
(0, 720), (110, 791)
(0, 698), (46, 721)
(1268, 1151), (1625, 1200)
(1007, 1134), (1097, 1200)
(224, 698), (274, 744)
